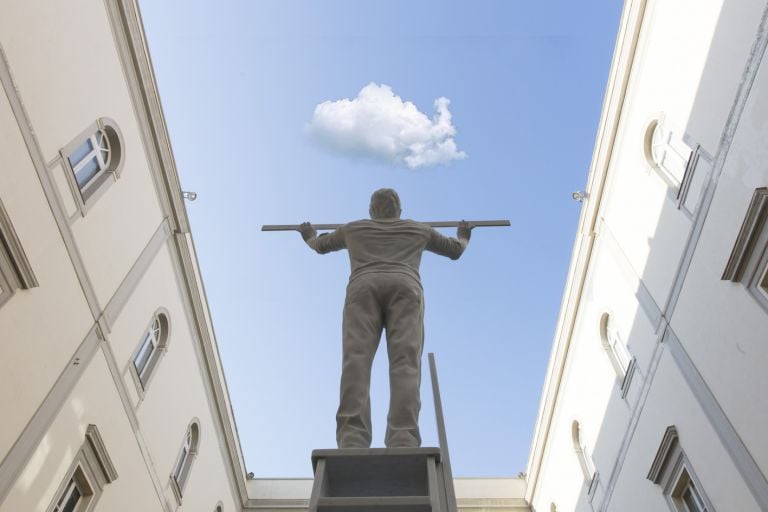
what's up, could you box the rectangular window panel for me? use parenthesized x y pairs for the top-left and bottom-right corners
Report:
(681, 481), (707, 512)
(53, 479), (82, 512)
(760, 264), (768, 298)
(133, 334), (155, 379)
(681, 155), (710, 214)
(67, 139), (94, 168)
(612, 339), (631, 371)
(74, 157), (101, 188)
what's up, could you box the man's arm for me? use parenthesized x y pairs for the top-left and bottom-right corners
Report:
(426, 220), (472, 260)
(299, 222), (346, 254)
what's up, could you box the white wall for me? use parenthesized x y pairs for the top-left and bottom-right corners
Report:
(529, 0), (768, 510)
(0, 1), (243, 511)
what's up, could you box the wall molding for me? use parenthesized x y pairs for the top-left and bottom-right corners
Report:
(101, 217), (171, 330)
(721, 187), (768, 281)
(665, 328), (768, 510)
(98, 332), (174, 512)
(85, 424), (119, 484)
(597, 221), (664, 328)
(0, 324), (102, 504)
(0, 43), (102, 319)
(596, 324), (667, 511)
(662, 3), (768, 318)
(646, 425), (678, 483)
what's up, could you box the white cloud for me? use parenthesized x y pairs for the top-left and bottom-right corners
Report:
(308, 83), (467, 169)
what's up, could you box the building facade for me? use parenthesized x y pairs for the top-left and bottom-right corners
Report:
(526, 0), (768, 511)
(0, 0), (247, 510)
(2, 0), (767, 511)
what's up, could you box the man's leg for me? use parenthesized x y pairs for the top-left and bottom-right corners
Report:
(383, 276), (425, 448)
(337, 276), (383, 448)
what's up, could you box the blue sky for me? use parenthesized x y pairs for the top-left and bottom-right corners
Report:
(139, 0), (623, 477)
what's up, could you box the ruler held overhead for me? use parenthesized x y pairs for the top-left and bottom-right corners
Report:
(261, 220), (511, 231)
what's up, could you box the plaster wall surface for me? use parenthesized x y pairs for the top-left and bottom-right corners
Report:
(0, 84), (93, 461)
(0, 1), (244, 511)
(0, 0), (165, 307)
(0, 353), (163, 512)
(529, 239), (657, 511)
(671, 52), (768, 477)
(527, 0), (768, 510)
(604, 351), (760, 512)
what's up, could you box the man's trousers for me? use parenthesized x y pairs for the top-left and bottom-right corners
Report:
(336, 272), (425, 448)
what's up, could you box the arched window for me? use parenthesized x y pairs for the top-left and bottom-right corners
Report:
(644, 117), (691, 187)
(171, 421), (200, 503)
(571, 420), (596, 484)
(599, 312), (632, 378)
(132, 310), (170, 390)
(214, 503), (224, 512)
(61, 118), (124, 212)
(550, 503), (557, 512)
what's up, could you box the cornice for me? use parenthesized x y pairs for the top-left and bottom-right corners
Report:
(523, 0), (649, 503)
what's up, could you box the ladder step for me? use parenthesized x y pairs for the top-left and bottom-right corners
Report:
(317, 495), (432, 512)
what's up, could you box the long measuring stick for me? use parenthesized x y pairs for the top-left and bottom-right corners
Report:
(261, 219), (510, 231)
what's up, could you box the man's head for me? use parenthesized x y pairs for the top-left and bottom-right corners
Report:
(369, 188), (402, 220)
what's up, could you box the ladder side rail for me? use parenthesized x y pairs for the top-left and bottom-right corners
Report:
(429, 353), (458, 512)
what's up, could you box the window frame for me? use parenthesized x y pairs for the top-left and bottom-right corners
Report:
(60, 118), (124, 216)
(599, 312), (635, 396)
(675, 145), (712, 218)
(129, 309), (171, 397)
(49, 464), (95, 512)
(722, 188), (768, 313)
(47, 425), (117, 512)
(170, 420), (200, 505)
(647, 426), (714, 512)
(644, 116), (693, 190)
(757, 262), (768, 300)
(0, 197), (37, 308)
(669, 465), (709, 512)
(0, 253), (13, 308)
(571, 420), (597, 493)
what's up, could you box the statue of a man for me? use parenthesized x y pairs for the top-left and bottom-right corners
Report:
(299, 188), (471, 449)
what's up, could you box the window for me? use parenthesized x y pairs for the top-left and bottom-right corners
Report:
(599, 312), (636, 396)
(0, 198), (37, 307)
(61, 118), (124, 213)
(676, 146), (712, 216)
(644, 118), (692, 188)
(170, 421), (200, 504)
(48, 425), (117, 512)
(571, 421), (596, 486)
(722, 188), (768, 312)
(671, 469), (708, 512)
(51, 467), (93, 512)
(214, 503), (224, 512)
(648, 426), (713, 512)
(759, 263), (768, 299)
(68, 130), (110, 190)
(131, 310), (170, 390)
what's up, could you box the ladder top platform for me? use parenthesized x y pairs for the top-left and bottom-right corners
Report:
(311, 447), (442, 471)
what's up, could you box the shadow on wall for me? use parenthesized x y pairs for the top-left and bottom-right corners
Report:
(551, 2), (768, 511)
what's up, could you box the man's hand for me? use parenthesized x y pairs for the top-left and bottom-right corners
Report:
(457, 220), (472, 242)
(299, 222), (317, 242)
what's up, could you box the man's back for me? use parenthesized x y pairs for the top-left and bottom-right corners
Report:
(309, 219), (466, 283)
